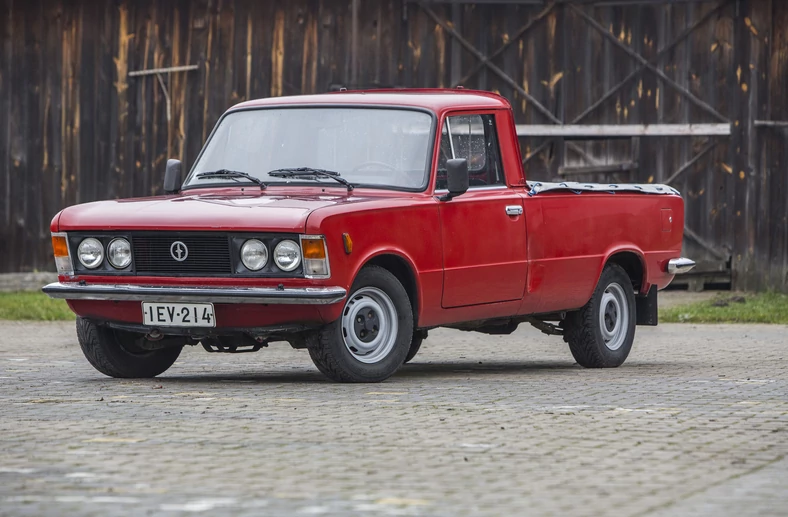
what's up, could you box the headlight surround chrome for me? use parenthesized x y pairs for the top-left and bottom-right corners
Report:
(107, 238), (132, 269)
(77, 238), (104, 269)
(241, 239), (269, 271)
(273, 240), (302, 272)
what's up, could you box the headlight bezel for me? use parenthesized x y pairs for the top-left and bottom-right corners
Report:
(77, 238), (105, 269)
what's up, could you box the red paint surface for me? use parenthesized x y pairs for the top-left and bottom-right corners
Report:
(52, 90), (684, 330)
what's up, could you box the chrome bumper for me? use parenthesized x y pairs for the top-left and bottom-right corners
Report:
(667, 258), (696, 275)
(42, 282), (347, 305)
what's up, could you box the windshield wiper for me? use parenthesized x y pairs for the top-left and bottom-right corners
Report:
(195, 169), (266, 190)
(267, 167), (354, 191)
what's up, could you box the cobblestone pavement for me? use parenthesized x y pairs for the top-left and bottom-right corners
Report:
(1, 321), (787, 516)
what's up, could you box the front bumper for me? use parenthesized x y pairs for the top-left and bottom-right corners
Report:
(42, 282), (347, 305)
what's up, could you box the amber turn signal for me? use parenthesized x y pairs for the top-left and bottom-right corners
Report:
(52, 235), (69, 257)
(301, 238), (327, 259)
(342, 233), (353, 254)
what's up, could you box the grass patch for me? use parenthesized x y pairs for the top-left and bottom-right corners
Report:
(661, 292), (788, 324)
(0, 291), (75, 321)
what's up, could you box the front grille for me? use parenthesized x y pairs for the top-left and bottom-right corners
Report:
(132, 234), (232, 275)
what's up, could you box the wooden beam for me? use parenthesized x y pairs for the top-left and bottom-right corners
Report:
(683, 226), (728, 261)
(516, 124), (731, 138)
(753, 120), (788, 128)
(522, 139), (553, 166)
(128, 65), (199, 77)
(663, 141), (717, 185)
(559, 162), (637, 176)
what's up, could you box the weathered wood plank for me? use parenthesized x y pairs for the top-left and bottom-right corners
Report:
(516, 123), (731, 137)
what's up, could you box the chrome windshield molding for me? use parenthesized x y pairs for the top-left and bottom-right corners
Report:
(42, 282), (347, 305)
(667, 258), (696, 275)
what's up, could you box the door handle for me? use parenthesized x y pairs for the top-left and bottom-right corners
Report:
(505, 205), (523, 216)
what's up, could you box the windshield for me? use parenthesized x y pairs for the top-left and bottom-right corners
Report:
(184, 107), (435, 190)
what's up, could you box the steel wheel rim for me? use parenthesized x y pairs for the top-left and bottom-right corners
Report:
(341, 287), (399, 364)
(599, 282), (629, 351)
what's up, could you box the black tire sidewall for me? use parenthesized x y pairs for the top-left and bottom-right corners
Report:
(590, 265), (636, 366)
(404, 335), (423, 364)
(318, 266), (413, 382)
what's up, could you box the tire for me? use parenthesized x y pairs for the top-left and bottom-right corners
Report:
(76, 318), (183, 378)
(404, 330), (427, 364)
(307, 266), (413, 382)
(562, 263), (636, 368)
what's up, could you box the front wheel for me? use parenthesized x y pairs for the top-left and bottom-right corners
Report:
(307, 266), (413, 382)
(76, 318), (183, 378)
(562, 264), (636, 368)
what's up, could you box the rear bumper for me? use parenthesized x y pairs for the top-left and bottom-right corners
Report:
(42, 282), (347, 305)
(666, 257), (696, 275)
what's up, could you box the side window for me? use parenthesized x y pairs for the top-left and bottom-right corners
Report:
(436, 114), (504, 190)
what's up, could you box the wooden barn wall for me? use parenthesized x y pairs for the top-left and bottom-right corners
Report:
(0, 0), (786, 291)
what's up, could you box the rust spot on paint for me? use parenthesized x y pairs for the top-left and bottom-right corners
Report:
(721, 163), (733, 174)
(741, 83), (748, 92)
(739, 171), (745, 180)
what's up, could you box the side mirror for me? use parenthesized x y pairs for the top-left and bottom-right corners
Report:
(163, 159), (182, 194)
(440, 158), (469, 201)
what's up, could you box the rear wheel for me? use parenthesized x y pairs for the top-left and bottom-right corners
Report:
(308, 266), (413, 382)
(76, 318), (183, 378)
(562, 264), (636, 368)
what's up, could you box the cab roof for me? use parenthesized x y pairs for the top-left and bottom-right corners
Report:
(231, 88), (511, 113)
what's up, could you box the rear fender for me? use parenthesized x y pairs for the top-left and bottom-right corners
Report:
(598, 245), (648, 293)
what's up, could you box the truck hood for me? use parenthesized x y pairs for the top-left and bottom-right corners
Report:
(56, 189), (368, 233)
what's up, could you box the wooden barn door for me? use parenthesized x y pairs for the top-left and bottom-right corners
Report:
(409, 0), (738, 288)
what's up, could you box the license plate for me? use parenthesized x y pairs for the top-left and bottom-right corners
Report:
(142, 303), (215, 327)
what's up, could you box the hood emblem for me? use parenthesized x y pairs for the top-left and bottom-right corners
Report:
(170, 241), (188, 262)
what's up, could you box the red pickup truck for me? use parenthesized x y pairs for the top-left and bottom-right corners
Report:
(43, 89), (694, 382)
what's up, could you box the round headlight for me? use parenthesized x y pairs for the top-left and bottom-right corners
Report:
(77, 238), (104, 269)
(241, 239), (268, 271)
(273, 240), (301, 271)
(107, 238), (132, 269)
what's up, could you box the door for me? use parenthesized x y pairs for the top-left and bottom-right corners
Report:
(438, 113), (528, 308)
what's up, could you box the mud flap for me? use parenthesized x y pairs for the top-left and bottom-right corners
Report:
(636, 285), (658, 326)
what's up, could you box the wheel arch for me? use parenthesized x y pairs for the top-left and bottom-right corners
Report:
(603, 248), (647, 294)
(355, 251), (421, 327)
